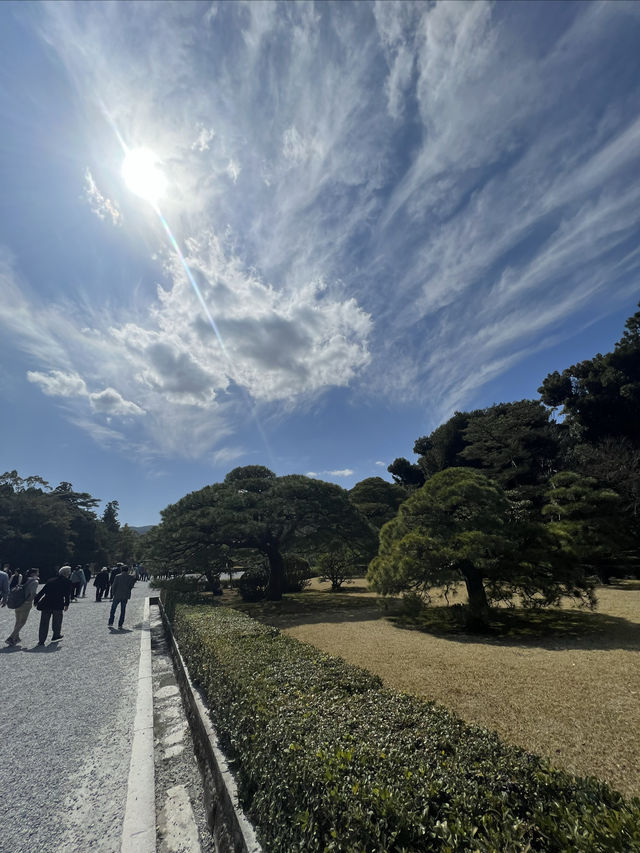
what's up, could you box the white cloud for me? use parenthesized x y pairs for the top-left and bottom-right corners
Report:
(84, 168), (121, 225)
(375, 461), (385, 467)
(305, 468), (355, 479)
(191, 125), (215, 152)
(27, 369), (87, 398)
(211, 446), (245, 466)
(89, 388), (145, 417)
(226, 159), (240, 183)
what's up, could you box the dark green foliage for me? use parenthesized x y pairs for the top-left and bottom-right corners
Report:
(412, 402), (562, 507)
(224, 465), (277, 484)
(348, 477), (407, 530)
(387, 457), (425, 489)
(238, 566), (270, 601)
(368, 469), (595, 630)
(539, 304), (640, 446)
(155, 467), (377, 601)
(316, 547), (361, 591)
(0, 471), (136, 574)
(0, 471), (109, 576)
(459, 400), (562, 500)
(282, 555), (312, 593)
(414, 411), (470, 479)
(173, 605), (640, 852)
(569, 438), (640, 578)
(543, 472), (628, 584)
(101, 499), (120, 532)
(238, 556), (310, 600)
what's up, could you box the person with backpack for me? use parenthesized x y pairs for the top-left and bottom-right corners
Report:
(5, 568), (39, 646)
(34, 565), (72, 645)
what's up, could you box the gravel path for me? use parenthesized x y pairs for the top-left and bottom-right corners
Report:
(0, 583), (150, 853)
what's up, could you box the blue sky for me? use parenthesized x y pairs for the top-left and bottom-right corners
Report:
(1, 1), (639, 526)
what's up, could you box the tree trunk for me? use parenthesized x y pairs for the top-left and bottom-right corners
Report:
(461, 561), (490, 631)
(203, 569), (221, 593)
(266, 546), (284, 601)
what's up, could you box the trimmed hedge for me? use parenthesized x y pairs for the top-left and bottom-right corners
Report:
(173, 605), (640, 852)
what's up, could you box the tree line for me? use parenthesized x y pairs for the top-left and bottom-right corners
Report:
(0, 473), (139, 579)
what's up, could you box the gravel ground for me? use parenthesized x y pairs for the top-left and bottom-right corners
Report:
(0, 583), (150, 853)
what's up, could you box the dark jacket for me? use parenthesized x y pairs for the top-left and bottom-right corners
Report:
(34, 576), (72, 611)
(111, 572), (136, 601)
(94, 569), (110, 589)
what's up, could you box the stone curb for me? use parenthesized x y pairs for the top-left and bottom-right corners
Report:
(151, 598), (262, 853)
(121, 597), (156, 853)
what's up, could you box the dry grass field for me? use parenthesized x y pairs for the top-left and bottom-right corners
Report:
(234, 579), (640, 799)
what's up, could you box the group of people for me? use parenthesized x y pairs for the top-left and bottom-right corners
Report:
(0, 562), (141, 647)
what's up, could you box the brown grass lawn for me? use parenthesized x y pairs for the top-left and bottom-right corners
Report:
(233, 579), (640, 799)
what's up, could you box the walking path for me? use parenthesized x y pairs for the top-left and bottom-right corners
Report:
(0, 583), (155, 853)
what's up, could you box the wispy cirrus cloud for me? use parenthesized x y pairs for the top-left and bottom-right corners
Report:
(84, 168), (121, 225)
(9, 0), (639, 466)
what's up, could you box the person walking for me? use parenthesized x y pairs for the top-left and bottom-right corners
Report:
(81, 565), (91, 597)
(5, 568), (39, 646)
(34, 565), (72, 645)
(108, 566), (136, 629)
(94, 566), (110, 602)
(106, 565), (119, 600)
(70, 566), (85, 601)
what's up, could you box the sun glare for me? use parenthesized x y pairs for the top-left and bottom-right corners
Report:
(122, 147), (167, 203)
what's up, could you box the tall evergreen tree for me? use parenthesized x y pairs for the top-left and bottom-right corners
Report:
(368, 468), (594, 630)
(157, 467), (377, 600)
(539, 304), (640, 446)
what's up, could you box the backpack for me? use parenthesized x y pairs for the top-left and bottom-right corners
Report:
(7, 584), (26, 609)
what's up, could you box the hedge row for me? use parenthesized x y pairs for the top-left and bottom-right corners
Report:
(172, 604), (640, 852)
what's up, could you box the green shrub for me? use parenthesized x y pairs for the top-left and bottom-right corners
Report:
(282, 554), (312, 593)
(237, 566), (270, 601)
(160, 588), (213, 622)
(152, 575), (206, 594)
(173, 605), (640, 852)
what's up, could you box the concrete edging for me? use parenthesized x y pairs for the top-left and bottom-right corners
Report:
(121, 597), (156, 853)
(152, 597), (262, 853)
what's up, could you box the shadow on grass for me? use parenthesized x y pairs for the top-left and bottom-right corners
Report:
(387, 605), (640, 651)
(231, 590), (390, 630)
(227, 589), (640, 652)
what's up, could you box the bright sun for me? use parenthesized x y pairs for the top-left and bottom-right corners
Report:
(122, 147), (167, 203)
